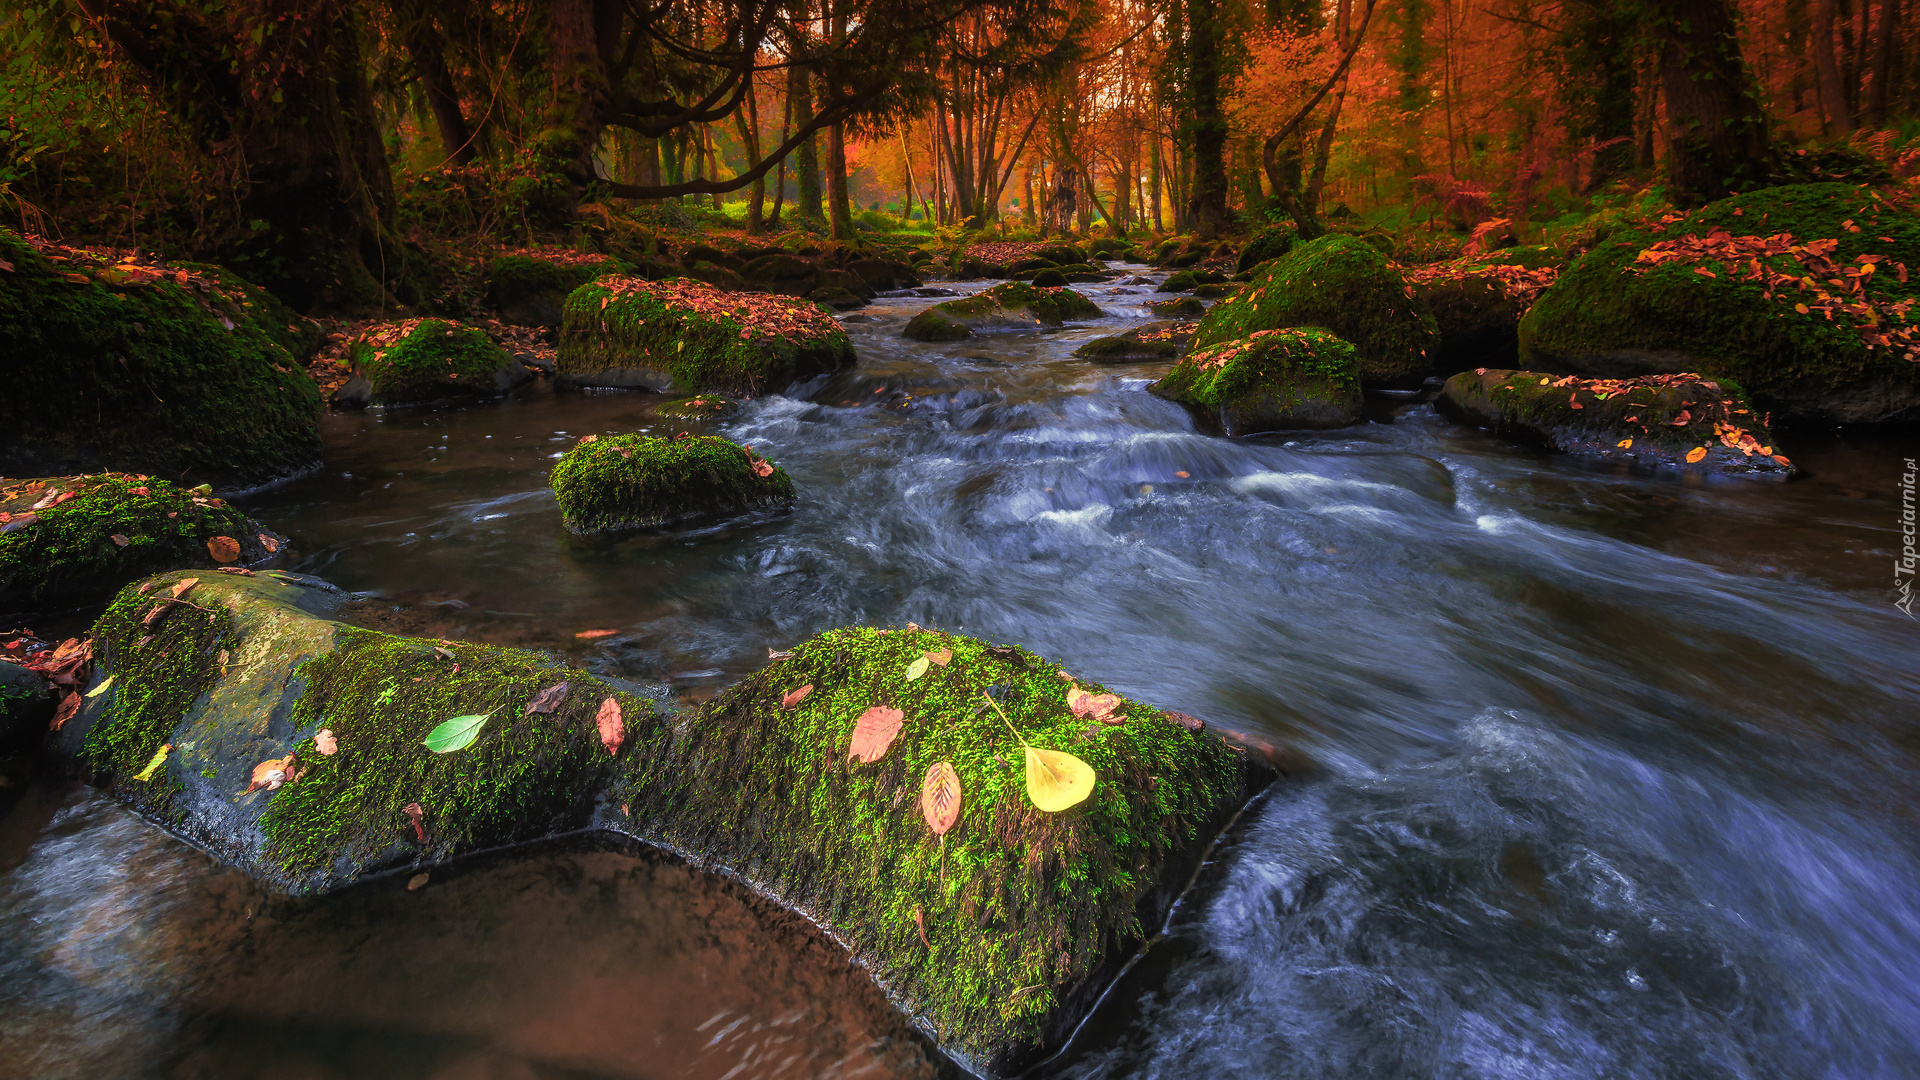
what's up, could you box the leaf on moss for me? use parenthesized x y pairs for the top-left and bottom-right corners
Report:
(110, 534), (130, 547)
(921, 762), (962, 835)
(926, 648), (952, 667)
(781, 684), (814, 710)
(403, 802), (427, 842)
(527, 681), (571, 714)
(1164, 710), (1204, 731)
(208, 536), (241, 564)
(86, 674), (115, 698)
(424, 711), (493, 753)
(132, 743), (172, 782)
(596, 696), (624, 756)
(1068, 686), (1124, 724)
(575, 629), (618, 640)
(1024, 745), (1095, 812)
(170, 577), (199, 599)
(245, 754), (294, 793)
(259, 533), (280, 553)
(314, 728), (337, 755)
(849, 705), (907, 763)
(905, 655), (930, 681)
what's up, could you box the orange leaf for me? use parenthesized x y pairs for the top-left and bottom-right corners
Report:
(1068, 687), (1125, 724)
(314, 729), (338, 756)
(926, 648), (953, 667)
(920, 761), (962, 836)
(575, 629), (618, 639)
(1616, 438), (1633, 449)
(170, 577), (199, 599)
(848, 705), (906, 763)
(208, 536), (240, 563)
(259, 533), (280, 553)
(596, 696), (624, 756)
(782, 684), (814, 710)
(1686, 447), (1709, 463)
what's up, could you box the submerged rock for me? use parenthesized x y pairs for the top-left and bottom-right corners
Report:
(1437, 368), (1796, 478)
(1519, 183), (1920, 426)
(65, 571), (1273, 1077)
(0, 230), (323, 494)
(1194, 233), (1439, 390)
(1156, 271), (1199, 293)
(1072, 320), (1200, 363)
(557, 277), (856, 394)
(1, 473), (283, 609)
(901, 282), (1105, 341)
(332, 318), (533, 408)
(548, 433), (794, 532)
(647, 393), (739, 421)
(484, 252), (623, 327)
(1150, 327), (1364, 435)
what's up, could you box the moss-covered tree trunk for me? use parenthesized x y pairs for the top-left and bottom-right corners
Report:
(1183, 0), (1232, 238)
(1655, 0), (1776, 205)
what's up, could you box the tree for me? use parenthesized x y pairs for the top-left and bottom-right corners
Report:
(1653, 0), (1775, 204)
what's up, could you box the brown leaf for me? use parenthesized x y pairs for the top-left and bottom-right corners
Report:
(259, 533), (280, 553)
(140, 602), (170, 628)
(314, 729), (337, 756)
(596, 696), (624, 756)
(1164, 710), (1205, 732)
(0, 512), (38, 534)
(110, 534), (130, 547)
(751, 458), (774, 478)
(913, 906), (930, 949)
(781, 684), (814, 710)
(170, 577), (199, 599)
(403, 802), (427, 842)
(407, 873), (430, 890)
(920, 761), (962, 836)
(1068, 686), (1124, 724)
(245, 755), (292, 794)
(926, 648), (953, 667)
(50, 691), (81, 731)
(575, 629), (618, 640)
(527, 681), (571, 714)
(208, 536), (241, 564)
(848, 705), (907, 763)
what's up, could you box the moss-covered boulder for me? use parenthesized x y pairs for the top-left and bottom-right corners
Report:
(1030, 268), (1069, 288)
(0, 231), (322, 494)
(557, 277), (856, 394)
(1, 473), (283, 610)
(902, 282), (1105, 341)
(1236, 226), (1297, 274)
(57, 570), (662, 894)
(484, 252), (622, 327)
(1437, 368), (1796, 478)
(1192, 233), (1440, 390)
(69, 574), (1273, 1076)
(548, 434), (794, 532)
(1521, 183), (1920, 426)
(0, 657), (55, 751)
(333, 318), (533, 408)
(1404, 247), (1564, 371)
(1087, 237), (1133, 259)
(175, 261), (323, 362)
(1157, 270), (1199, 293)
(1149, 327), (1363, 435)
(1150, 296), (1206, 318)
(1072, 320), (1200, 363)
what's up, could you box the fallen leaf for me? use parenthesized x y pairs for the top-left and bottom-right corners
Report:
(914, 906), (930, 948)
(781, 684), (814, 710)
(1068, 687), (1124, 724)
(423, 711), (493, 753)
(258, 533), (280, 553)
(132, 743), (172, 781)
(245, 755), (292, 793)
(578, 434), (598, 444)
(1773, 454), (1792, 465)
(314, 729), (337, 755)
(432, 646), (453, 661)
(86, 675), (115, 697)
(1164, 710), (1205, 731)
(905, 655), (930, 681)
(50, 692), (82, 730)
(751, 458), (774, 477)
(575, 629), (619, 639)
(403, 802), (427, 842)
(921, 762), (962, 835)
(1686, 447), (1709, 463)
(207, 536), (241, 563)
(1024, 745), (1096, 812)
(926, 648), (953, 667)
(1175, 470), (1191, 478)
(1617, 438), (1633, 449)
(769, 647), (794, 660)
(407, 873), (430, 890)
(848, 705), (907, 763)
(526, 681), (571, 714)
(110, 534), (130, 547)
(596, 696), (624, 756)
(170, 577), (199, 599)
(1, 512), (38, 533)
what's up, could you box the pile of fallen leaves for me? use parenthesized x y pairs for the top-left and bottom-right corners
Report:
(494, 244), (617, 269)
(2, 236), (261, 331)
(964, 241), (1056, 264)
(1629, 228), (1920, 361)
(2, 631), (92, 731)
(596, 276), (842, 343)
(1135, 321), (1200, 343)
(1399, 256), (1561, 308)
(1483, 368), (1789, 464)
(1188, 327), (1322, 373)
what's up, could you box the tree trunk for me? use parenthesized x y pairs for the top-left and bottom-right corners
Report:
(828, 123), (853, 238)
(1869, 0), (1900, 125)
(1814, 0), (1856, 134)
(793, 67), (823, 222)
(400, 1), (477, 165)
(738, 78), (765, 234)
(1657, 0), (1776, 205)
(1185, 0), (1231, 237)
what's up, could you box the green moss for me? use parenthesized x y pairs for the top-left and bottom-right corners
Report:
(1519, 183), (1920, 425)
(259, 628), (653, 877)
(349, 319), (518, 405)
(1157, 271), (1199, 293)
(651, 394), (739, 420)
(83, 575), (238, 821)
(1151, 297), (1206, 318)
(1, 474), (276, 605)
(902, 307), (974, 341)
(0, 230), (323, 492)
(175, 262), (323, 361)
(1236, 226), (1297, 274)
(1150, 327), (1363, 434)
(484, 253), (622, 314)
(557, 277), (856, 395)
(1030, 268), (1069, 288)
(549, 434), (794, 532)
(921, 281), (1104, 329)
(1193, 233), (1440, 389)
(610, 625), (1249, 1071)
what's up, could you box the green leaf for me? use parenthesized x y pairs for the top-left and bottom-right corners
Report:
(905, 655), (930, 681)
(423, 710), (494, 754)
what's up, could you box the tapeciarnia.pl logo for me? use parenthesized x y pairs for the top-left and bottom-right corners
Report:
(1899, 457), (1917, 618)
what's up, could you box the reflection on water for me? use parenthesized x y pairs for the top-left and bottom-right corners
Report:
(6, 273), (1920, 1078)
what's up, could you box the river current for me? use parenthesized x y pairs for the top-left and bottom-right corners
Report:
(3, 269), (1918, 1079)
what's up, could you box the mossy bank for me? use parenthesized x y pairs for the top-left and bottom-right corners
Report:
(0, 230), (322, 493)
(557, 276), (856, 394)
(549, 434), (794, 532)
(1150, 328), (1363, 435)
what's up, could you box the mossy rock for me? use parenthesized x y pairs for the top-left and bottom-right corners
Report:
(1191, 282), (1241, 299)
(1150, 327), (1363, 435)
(1437, 368), (1796, 478)
(0, 658), (54, 751)
(1150, 297), (1206, 318)
(1036, 242), (1088, 265)
(648, 393), (739, 421)
(58, 570), (661, 893)
(557, 277), (856, 395)
(174, 262), (322, 362)
(1518, 183), (1920, 426)
(1030, 268), (1069, 288)
(690, 260), (750, 292)
(549, 434), (794, 532)
(1087, 238), (1132, 258)
(70, 577), (1274, 1076)
(1410, 247), (1565, 371)
(334, 318), (531, 408)
(1007, 257), (1060, 275)
(743, 252), (820, 296)
(0, 230), (323, 495)
(1, 473), (283, 610)
(902, 282), (1105, 341)
(1192, 234), (1440, 390)
(484, 253), (623, 327)
(1157, 271), (1199, 293)
(1072, 320), (1199, 363)
(1236, 226), (1297, 274)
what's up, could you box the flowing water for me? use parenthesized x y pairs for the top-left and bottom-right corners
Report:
(4, 269), (1919, 1079)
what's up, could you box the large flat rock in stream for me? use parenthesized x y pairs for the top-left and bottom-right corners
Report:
(58, 571), (1276, 1077)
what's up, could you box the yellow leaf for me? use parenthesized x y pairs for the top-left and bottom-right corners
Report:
(1616, 438), (1633, 449)
(86, 674), (115, 697)
(1024, 745), (1095, 812)
(905, 655), (930, 681)
(133, 743), (171, 782)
